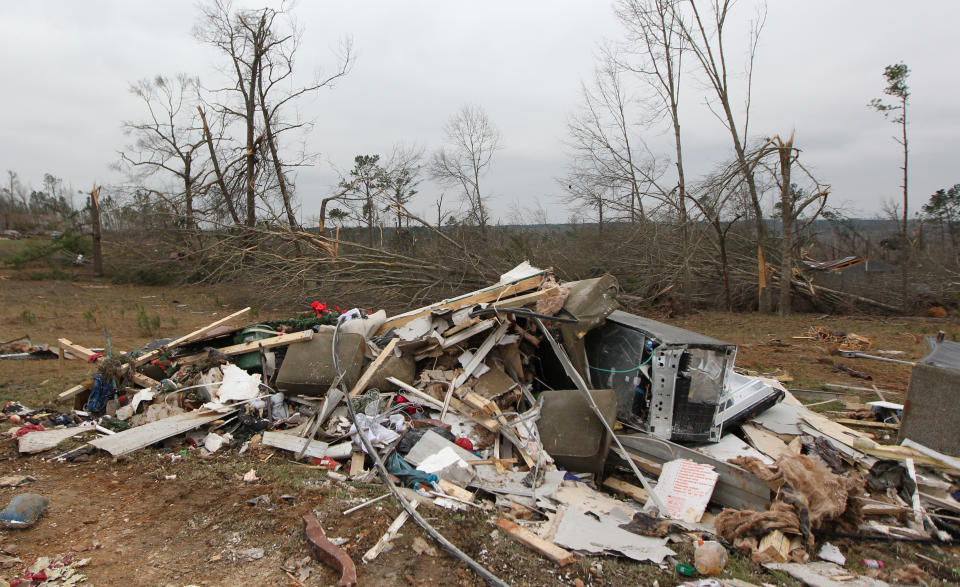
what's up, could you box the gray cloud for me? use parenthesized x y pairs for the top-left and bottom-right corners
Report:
(1, 1), (957, 224)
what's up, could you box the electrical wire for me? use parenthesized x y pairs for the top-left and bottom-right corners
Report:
(332, 315), (509, 587)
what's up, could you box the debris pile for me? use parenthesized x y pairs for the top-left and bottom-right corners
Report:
(3, 262), (959, 585)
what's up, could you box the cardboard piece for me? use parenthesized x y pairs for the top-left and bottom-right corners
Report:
(648, 459), (718, 523)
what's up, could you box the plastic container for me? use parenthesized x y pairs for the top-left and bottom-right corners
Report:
(694, 540), (728, 575)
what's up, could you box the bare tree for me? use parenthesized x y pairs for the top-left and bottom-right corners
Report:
(431, 105), (501, 231)
(614, 0), (688, 223)
(676, 0), (771, 310)
(195, 0), (352, 228)
(753, 134), (830, 315)
(119, 75), (208, 230)
(564, 60), (662, 224)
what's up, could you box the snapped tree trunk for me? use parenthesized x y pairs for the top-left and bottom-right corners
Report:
(90, 185), (103, 277)
(778, 137), (794, 316)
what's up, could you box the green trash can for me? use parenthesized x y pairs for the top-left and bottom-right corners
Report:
(233, 325), (278, 370)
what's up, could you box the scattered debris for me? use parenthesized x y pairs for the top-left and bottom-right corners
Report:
(0, 262), (948, 584)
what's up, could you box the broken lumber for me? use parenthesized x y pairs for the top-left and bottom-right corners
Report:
(835, 418), (899, 430)
(57, 339), (160, 391)
(437, 479), (475, 502)
(362, 501), (418, 563)
(852, 438), (960, 474)
(489, 286), (560, 309)
(376, 272), (546, 335)
(261, 431), (345, 460)
(493, 519), (574, 566)
(741, 423), (793, 461)
(757, 530), (791, 563)
(602, 477), (650, 504)
(175, 329), (314, 364)
(132, 307), (251, 366)
(348, 338), (399, 397)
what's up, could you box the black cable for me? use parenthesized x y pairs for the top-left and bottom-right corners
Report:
(332, 317), (510, 587)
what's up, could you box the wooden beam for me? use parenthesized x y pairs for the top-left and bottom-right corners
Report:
(132, 307), (251, 366)
(489, 286), (560, 309)
(602, 477), (650, 503)
(758, 530), (791, 563)
(362, 501), (417, 563)
(493, 519), (574, 567)
(835, 418), (899, 430)
(57, 339), (159, 395)
(376, 272), (545, 335)
(437, 479), (475, 502)
(437, 319), (495, 349)
(175, 329), (314, 364)
(59, 384), (89, 400)
(742, 423), (793, 461)
(348, 338), (399, 397)
(385, 377), (499, 432)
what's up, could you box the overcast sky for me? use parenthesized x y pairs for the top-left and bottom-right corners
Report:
(1, 1), (958, 224)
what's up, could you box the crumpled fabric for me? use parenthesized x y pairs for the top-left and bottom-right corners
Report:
(85, 373), (114, 415)
(348, 413), (405, 453)
(385, 452), (438, 488)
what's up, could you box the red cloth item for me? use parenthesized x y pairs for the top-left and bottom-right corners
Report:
(12, 424), (45, 438)
(87, 352), (104, 363)
(454, 437), (474, 452)
(312, 456), (342, 471)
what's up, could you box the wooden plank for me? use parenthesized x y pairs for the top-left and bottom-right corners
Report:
(385, 377), (499, 432)
(904, 459), (926, 529)
(758, 530), (791, 563)
(489, 286), (560, 309)
(376, 273), (545, 335)
(613, 449), (663, 476)
(58, 338), (159, 391)
(133, 307), (251, 366)
(89, 409), (235, 456)
(617, 434), (771, 511)
(835, 418), (899, 430)
(350, 452), (366, 479)
(437, 479), (475, 502)
(175, 329), (314, 364)
(262, 430), (330, 459)
(852, 438), (960, 474)
(862, 503), (911, 520)
(602, 477), (650, 503)
(437, 319), (495, 349)
(493, 519), (574, 567)
(362, 502), (417, 563)
(742, 423), (793, 461)
(59, 384), (88, 400)
(348, 338), (399, 397)
(451, 322), (509, 390)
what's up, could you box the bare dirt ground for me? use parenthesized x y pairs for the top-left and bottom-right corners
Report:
(2, 272), (960, 585)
